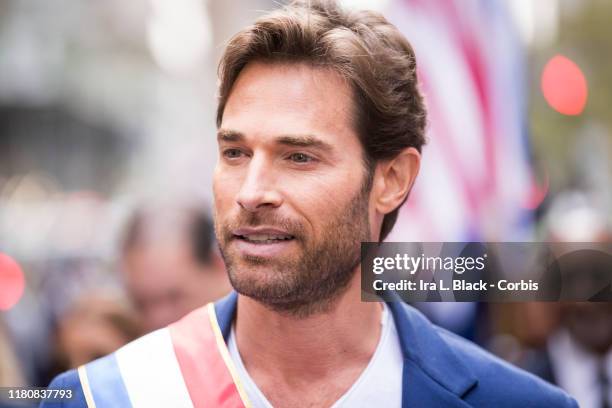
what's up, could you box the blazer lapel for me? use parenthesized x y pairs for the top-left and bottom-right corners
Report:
(387, 301), (478, 408)
(214, 291), (238, 342)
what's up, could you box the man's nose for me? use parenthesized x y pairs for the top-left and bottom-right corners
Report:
(236, 155), (282, 212)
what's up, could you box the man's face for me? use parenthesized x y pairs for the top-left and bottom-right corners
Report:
(562, 302), (612, 354)
(123, 238), (215, 332)
(213, 62), (372, 316)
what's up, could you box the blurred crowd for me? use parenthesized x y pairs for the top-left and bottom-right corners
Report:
(1, 202), (231, 389)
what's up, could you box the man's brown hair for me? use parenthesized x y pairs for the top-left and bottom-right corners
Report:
(216, 0), (426, 241)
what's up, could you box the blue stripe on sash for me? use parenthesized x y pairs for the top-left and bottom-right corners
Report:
(85, 353), (133, 407)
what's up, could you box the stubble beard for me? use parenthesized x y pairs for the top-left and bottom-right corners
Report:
(216, 184), (372, 319)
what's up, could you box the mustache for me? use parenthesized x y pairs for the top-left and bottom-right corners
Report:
(221, 211), (306, 240)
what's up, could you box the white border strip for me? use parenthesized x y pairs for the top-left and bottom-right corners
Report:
(77, 365), (97, 408)
(115, 328), (193, 408)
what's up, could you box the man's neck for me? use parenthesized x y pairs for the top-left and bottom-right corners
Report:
(234, 272), (382, 383)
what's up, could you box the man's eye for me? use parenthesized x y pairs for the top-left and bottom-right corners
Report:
(288, 152), (313, 163)
(223, 149), (243, 159)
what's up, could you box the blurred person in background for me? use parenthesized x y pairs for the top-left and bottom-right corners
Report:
(549, 302), (612, 408)
(52, 293), (142, 372)
(1, 321), (26, 408)
(517, 191), (612, 408)
(120, 204), (230, 332)
(0, 319), (25, 387)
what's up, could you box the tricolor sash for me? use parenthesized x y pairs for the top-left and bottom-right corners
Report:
(77, 303), (252, 408)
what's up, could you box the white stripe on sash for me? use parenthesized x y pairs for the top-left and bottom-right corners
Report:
(115, 328), (193, 408)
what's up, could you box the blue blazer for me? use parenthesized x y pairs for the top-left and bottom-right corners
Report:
(42, 292), (577, 407)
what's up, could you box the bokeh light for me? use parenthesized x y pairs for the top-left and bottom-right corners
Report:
(0, 253), (25, 311)
(541, 54), (588, 116)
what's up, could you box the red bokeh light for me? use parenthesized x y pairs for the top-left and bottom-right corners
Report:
(541, 55), (588, 116)
(0, 253), (25, 311)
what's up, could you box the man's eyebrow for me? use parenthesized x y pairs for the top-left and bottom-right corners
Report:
(217, 129), (244, 142)
(218, 130), (334, 152)
(276, 135), (334, 152)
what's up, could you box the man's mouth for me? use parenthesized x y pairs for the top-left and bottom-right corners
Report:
(230, 227), (297, 258)
(235, 233), (295, 244)
(232, 227), (296, 245)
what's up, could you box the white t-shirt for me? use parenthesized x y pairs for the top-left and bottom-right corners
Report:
(227, 303), (403, 407)
(548, 329), (612, 408)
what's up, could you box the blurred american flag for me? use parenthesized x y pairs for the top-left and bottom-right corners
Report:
(385, 0), (534, 242)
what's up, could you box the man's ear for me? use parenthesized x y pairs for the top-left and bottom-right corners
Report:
(372, 147), (421, 215)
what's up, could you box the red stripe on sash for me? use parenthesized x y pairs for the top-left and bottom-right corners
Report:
(169, 304), (250, 408)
